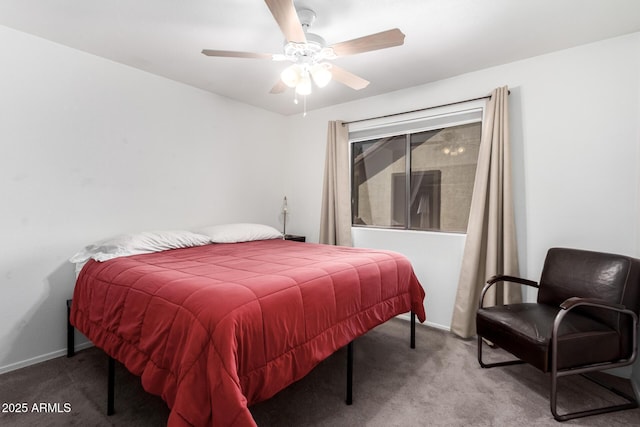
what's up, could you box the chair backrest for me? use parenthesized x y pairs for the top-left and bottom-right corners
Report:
(537, 247), (640, 335)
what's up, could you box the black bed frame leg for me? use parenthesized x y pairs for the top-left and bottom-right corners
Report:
(346, 341), (353, 405)
(344, 312), (414, 406)
(410, 311), (416, 349)
(66, 299), (75, 357)
(107, 356), (115, 416)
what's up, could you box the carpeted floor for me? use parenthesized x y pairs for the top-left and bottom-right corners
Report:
(1, 318), (638, 426)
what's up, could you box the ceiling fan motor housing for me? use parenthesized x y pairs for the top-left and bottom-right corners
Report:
(297, 8), (316, 29)
(282, 9), (335, 64)
(284, 33), (330, 62)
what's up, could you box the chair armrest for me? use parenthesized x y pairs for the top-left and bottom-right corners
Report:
(553, 296), (639, 366)
(487, 275), (539, 288)
(560, 296), (626, 312)
(479, 275), (539, 309)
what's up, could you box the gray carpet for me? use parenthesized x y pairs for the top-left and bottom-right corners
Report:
(1, 319), (638, 426)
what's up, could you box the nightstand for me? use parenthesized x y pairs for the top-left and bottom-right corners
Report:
(284, 234), (306, 242)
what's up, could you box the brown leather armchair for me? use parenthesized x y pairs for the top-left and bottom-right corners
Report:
(476, 247), (640, 421)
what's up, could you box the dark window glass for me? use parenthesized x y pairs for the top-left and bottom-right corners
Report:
(351, 122), (481, 233)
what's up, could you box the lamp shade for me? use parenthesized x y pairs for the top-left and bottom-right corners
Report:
(311, 63), (332, 88)
(281, 64), (301, 88)
(295, 72), (312, 95)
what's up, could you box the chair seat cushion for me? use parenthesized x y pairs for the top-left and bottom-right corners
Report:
(477, 303), (621, 372)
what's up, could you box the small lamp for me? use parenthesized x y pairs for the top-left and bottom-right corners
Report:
(282, 196), (288, 238)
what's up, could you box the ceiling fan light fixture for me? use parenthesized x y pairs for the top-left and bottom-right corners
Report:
(311, 63), (332, 88)
(281, 64), (301, 87)
(295, 72), (312, 95)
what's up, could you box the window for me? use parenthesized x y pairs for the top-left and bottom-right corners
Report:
(350, 107), (482, 233)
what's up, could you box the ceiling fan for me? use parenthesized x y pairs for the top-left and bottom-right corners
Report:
(202, 0), (405, 97)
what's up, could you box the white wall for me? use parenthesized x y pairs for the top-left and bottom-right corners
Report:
(633, 40), (640, 395)
(0, 25), (287, 373)
(352, 228), (465, 330)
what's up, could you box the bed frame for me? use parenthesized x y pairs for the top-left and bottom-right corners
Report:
(66, 299), (417, 415)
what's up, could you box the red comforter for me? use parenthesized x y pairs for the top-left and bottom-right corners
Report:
(71, 239), (426, 426)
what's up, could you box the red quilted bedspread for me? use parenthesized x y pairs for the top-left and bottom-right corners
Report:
(70, 239), (426, 426)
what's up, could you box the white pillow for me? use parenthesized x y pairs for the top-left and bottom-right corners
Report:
(196, 223), (282, 243)
(69, 230), (212, 264)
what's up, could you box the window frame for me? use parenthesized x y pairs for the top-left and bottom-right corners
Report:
(348, 101), (485, 234)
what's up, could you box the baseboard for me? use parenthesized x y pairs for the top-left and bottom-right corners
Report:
(396, 313), (451, 332)
(0, 341), (94, 375)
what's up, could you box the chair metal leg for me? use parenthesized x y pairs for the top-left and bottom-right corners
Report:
(107, 356), (115, 416)
(346, 341), (353, 405)
(550, 371), (638, 421)
(550, 309), (639, 421)
(477, 335), (524, 369)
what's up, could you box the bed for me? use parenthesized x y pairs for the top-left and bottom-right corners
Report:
(69, 227), (426, 426)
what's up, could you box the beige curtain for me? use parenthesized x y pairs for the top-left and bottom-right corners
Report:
(451, 86), (521, 338)
(319, 120), (352, 246)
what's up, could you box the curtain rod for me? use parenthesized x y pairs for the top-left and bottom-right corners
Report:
(341, 91), (509, 126)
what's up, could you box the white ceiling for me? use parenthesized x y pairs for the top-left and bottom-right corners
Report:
(2, 0), (640, 116)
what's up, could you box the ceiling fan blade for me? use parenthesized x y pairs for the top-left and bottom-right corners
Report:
(330, 28), (405, 57)
(264, 0), (307, 43)
(270, 80), (288, 94)
(330, 65), (370, 90)
(201, 49), (273, 59)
